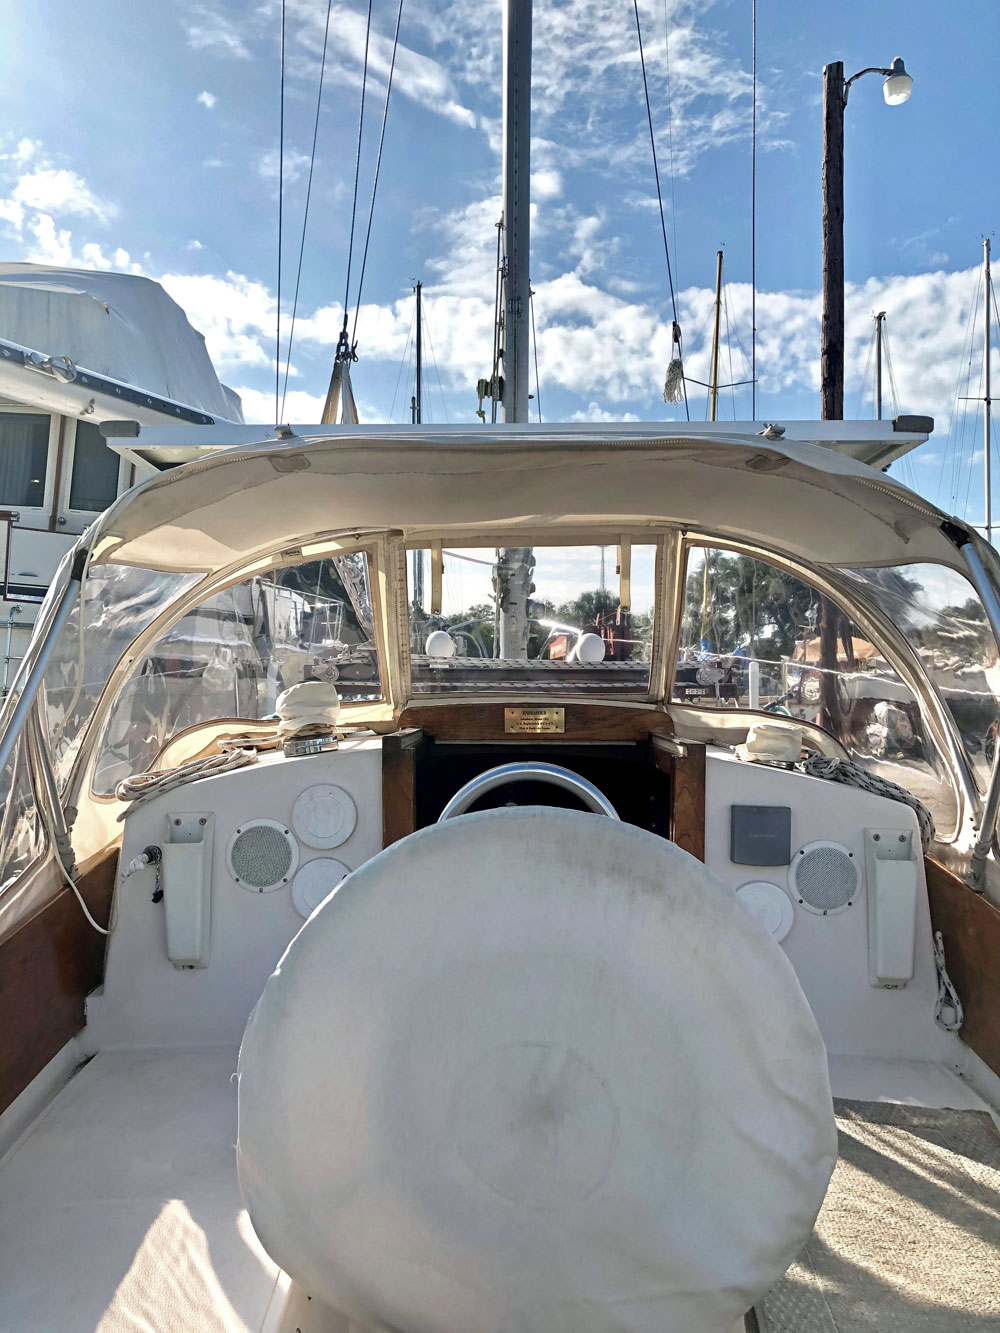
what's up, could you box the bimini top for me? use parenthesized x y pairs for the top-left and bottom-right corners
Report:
(0, 263), (243, 424)
(92, 421), (974, 576)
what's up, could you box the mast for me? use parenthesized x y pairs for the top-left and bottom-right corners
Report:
(497, 0), (533, 659)
(874, 310), (885, 420)
(709, 250), (723, 422)
(985, 238), (992, 544)
(411, 281), (424, 606)
(410, 281), (423, 425)
(501, 0), (531, 423)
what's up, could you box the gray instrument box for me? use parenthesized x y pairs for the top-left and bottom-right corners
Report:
(730, 805), (791, 866)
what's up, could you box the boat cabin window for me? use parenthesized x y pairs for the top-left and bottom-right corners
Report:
(673, 545), (960, 837)
(68, 421), (120, 513)
(407, 543), (656, 694)
(0, 412), (49, 510)
(94, 551), (380, 795)
(838, 563), (1000, 793)
(0, 737), (47, 928)
(42, 563), (201, 795)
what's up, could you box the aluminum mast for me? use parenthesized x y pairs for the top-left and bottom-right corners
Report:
(497, 0), (533, 658)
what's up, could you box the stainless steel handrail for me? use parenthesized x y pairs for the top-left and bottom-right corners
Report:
(0, 548), (86, 777)
(948, 529), (1000, 888)
(437, 761), (620, 822)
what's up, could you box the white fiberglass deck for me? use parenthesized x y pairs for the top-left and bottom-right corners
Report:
(0, 1048), (278, 1333)
(0, 1046), (992, 1333)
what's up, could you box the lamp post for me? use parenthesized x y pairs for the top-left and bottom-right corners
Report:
(821, 57), (912, 421)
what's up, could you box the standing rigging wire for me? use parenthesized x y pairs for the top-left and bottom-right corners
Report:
(942, 266), (984, 511)
(388, 300), (416, 422)
(489, 217), (504, 424)
(661, 1), (679, 285)
(421, 309), (451, 423)
(854, 321), (876, 418)
(751, 0), (757, 419)
(280, 0), (335, 420)
(275, 0), (287, 422)
(530, 286), (542, 423)
(350, 0), (406, 350)
(632, 0), (689, 420)
(338, 0), (375, 362)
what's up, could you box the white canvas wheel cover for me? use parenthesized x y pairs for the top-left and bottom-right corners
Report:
(237, 808), (837, 1333)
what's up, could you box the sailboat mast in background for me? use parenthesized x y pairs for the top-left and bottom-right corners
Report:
(410, 280), (423, 425)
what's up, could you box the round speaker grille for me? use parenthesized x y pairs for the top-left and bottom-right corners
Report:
(228, 819), (298, 893)
(788, 841), (859, 916)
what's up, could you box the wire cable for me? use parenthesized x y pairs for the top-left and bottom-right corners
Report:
(388, 299), (416, 422)
(338, 0), (375, 357)
(661, 0), (679, 286)
(351, 0), (405, 350)
(281, 0), (334, 419)
(422, 306), (451, 423)
(275, 0), (287, 422)
(530, 286), (542, 423)
(632, 0), (688, 420)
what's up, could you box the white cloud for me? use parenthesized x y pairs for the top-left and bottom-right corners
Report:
(570, 402), (641, 422)
(184, 5), (252, 59)
(158, 270), (276, 370)
(12, 166), (116, 225)
(288, 0), (476, 129)
(257, 148), (311, 184)
(186, 239), (204, 251)
(233, 385), (327, 423)
(196, 91), (218, 110)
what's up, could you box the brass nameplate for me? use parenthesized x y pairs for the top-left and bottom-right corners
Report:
(505, 706), (565, 734)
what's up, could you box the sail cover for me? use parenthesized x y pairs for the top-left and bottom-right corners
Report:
(0, 263), (242, 420)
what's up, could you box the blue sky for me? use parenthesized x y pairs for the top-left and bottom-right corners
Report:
(0, 1), (998, 525)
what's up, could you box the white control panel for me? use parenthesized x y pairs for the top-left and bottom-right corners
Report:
(91, 739), (384, 1048)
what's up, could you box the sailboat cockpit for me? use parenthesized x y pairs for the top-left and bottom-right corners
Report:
(1, 421), (999, 1332)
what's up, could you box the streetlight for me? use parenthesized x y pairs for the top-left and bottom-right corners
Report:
(821, 57), (912, 420)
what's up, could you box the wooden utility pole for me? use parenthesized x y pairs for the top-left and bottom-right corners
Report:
(709, 250), (723, 422)
(821, 61), (845, 423)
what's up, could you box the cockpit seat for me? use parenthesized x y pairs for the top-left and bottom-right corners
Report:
(237, 807), (837, 1333)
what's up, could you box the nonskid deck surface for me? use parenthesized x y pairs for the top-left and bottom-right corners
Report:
(0, 1047), (278, 1333)
(0, 1047), (995, 1333)
(756, 1100), (1000, 1331)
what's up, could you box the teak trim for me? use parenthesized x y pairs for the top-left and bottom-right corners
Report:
(926, 856), (1000, 1078)
(0, 845), (117, 1115)
(398, 702), (674, 744)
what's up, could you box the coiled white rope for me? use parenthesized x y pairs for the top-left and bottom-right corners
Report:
(115, 748), (258, 820)
(933, 930), (964, 1032)
(799, 753), (936, 852)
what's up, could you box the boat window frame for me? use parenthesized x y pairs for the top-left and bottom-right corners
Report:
(0, 405), (59, 526)
(670, 531), (977, 840)
(78, 532), (396, 806)
(393, 531), (674, 704)
(59, 418), (130, 532)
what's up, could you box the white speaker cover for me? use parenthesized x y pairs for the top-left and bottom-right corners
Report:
(736, 880), (795, 942)
(291, 784), (356, 849)
(238, 809), (836, 1333)
(291, 858), (350, 919)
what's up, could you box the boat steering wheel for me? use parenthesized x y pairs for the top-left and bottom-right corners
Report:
(437, 762), (619, 822)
